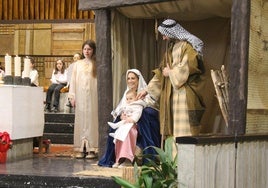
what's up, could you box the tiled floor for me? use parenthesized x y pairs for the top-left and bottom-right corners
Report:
(0, 145), (99, 177)
(0, 145), (121, 187)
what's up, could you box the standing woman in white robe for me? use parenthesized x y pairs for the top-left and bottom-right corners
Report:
(68, 40), (99, 159)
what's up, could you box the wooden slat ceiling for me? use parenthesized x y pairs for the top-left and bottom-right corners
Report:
(0, 0), (94, 21)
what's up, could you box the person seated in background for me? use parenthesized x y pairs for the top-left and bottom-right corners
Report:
(108, 89), (146, 168)
(0, 64), (5, 84)
(62, 53), (82, 109)
(0, 64), (5, 77)
(45, 59), (68, 113)
(67, 53), (82, 85)
(22, 56), (39, 87)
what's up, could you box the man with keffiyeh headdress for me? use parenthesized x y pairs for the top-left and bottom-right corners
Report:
(138, 19), (205, 142)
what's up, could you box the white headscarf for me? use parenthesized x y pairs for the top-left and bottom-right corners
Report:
(111, 69), (147, 119)
(158, 19), (204, 56)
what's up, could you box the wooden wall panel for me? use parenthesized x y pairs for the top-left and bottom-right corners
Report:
(84, 23), (95, 41)
(52, 41), (82, 55)
(53, 32), (84, 40)
(0, 35), (13, 55)
(33, 30), (51, 55)
(247, 0), (268, 133)
(0, 22), (95, 87)
(52, 23), (85, 30)
(51, 23), (86, 55)
(0, 24), (15, 55)
(18, 30), (26, 55)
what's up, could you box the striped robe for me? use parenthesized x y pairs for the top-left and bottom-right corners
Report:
(147, 40), (205, 138)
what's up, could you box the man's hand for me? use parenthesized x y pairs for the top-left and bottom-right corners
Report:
(70, 98), (75, 108)
(137, 90), (147, 100)
(162, 63), (170, 77)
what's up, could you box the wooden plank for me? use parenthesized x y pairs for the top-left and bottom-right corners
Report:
(228, 0), (250, 135)
(49, 0), (55, 19)
(55, 0), (60, 19)
(52, 23), (85, 30)
(94, 9), (113, 158)
(19, 0), (24, 19)
(28, 0), (35, 20)
(0, 0), (2, 20)
(71, 0), (77, 19)
(3, 0), (8, 20)
(66, 0), (72, 19)
(52, 50), (81, 56)
(52, 41), (82, 49)
(45, 0), (50, 19)
(53, 32), (84, 40)
(52, 28), (84, 33)
(60, 0), (65, 19)
(40, 0), (45, 20)
(78, 0), (174, 10)
(13, 0), (19, 19)
(8, 0), (13, 20)
(34, 0), (39, 19)
(22, 0), (30, 20)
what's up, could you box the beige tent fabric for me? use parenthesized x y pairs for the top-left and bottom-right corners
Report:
(111, 11), (159, 107)
(117, 0), (232, 21)
(111, 9), (231, 134)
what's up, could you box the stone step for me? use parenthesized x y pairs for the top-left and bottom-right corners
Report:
(44, 112), (75, 144)
(45, 113), (75, 123)
(43, 133), (73, 144)
(44, 123), (74, 134)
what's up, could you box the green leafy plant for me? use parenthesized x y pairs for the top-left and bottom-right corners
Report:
(112, 136), (178, 188)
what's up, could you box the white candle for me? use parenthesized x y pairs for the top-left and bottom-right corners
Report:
(24, 57), (31, 77)
(5, 54), (12, 76)
(14, 56), (21, 77)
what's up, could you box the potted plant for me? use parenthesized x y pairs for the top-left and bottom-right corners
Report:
(0, 131), (12, 163)
(112, 136), (178, 188)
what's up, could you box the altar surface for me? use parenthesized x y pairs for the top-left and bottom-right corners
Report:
(0, 85), (44, 161)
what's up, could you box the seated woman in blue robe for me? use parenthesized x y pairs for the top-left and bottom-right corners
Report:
(98, 69), (161, 167)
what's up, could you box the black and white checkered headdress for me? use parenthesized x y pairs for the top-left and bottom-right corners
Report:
(158, 19), (204, 56)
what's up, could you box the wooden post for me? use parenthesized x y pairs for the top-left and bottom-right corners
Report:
(94, 9), (113, 158)
(228, 0), (250, 135)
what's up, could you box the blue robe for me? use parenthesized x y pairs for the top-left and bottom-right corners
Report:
(98, 107), (160, 167)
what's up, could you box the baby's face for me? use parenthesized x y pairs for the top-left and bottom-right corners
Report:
(126, 93), (136, 104)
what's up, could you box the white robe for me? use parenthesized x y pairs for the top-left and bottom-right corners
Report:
(68, 59), (98, 152)
(113, 100), (146, 142)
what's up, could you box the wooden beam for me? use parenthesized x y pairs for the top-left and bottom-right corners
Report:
(78, 0), (174, 10)
(228, 0), (250, 135)
(94, 9), (113, 158)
